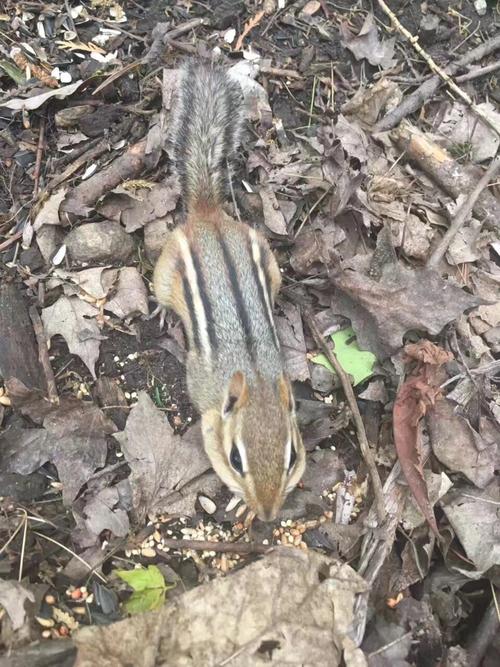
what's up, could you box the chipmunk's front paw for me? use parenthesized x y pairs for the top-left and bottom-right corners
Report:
(147, 298), (167, 330)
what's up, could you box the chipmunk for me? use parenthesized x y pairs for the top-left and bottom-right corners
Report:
(153, 62), (305, 521)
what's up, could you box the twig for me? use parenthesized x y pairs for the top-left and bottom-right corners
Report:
(391, 122), (500, 230)
(0, 230), (22, 252)
(234, 10), (265, 51)
(48, 138), (110, 191)
(455, 61), (500, 83)
(32, 531), (107, 583)
(375, 0), (500, 138)
(304, 309), (386, 524)
(427, 155), (500, 267)
(32, 116), (45, 197)
(158, 538), (271, 555)
(259, 66), (303, 80)
(29, 305), (59, 404)
(376, 32), (500, 132)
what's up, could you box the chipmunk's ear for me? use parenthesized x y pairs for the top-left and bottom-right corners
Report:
(278, 374), (295, 412)
(222, 371), (248, 419)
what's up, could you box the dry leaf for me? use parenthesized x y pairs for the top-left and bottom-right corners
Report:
(41, 296), (104, 378)
(0, 80), (83, 111)
(33, 189), (67, 230)
(340, 13), (396, 69)
(113, 392), (211, 521)
(0, 580), (34, 631)
(330, 255), (482, 360)
(0, 397), (115, 504)
(393, 341), (452, 537)
(74, 550), (368, 667)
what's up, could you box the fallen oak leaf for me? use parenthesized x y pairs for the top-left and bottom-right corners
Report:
(330, 254), (483, 360)
(393, 341), (453, 537)
(0, 580), (35, 631)
(41, 296), (105, 378)
(113, 392), (211, 522)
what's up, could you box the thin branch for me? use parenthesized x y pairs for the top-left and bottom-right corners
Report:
(376, 29), (500, 132)
(158, 538), (271, 555)
(29, 305), (59, 404)
(376, 0), (500, 138)
(304, 309), (386, 524)
(427, 155), (500, 268)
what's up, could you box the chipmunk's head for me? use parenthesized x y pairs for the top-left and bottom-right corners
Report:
(203, 371), (305, 521)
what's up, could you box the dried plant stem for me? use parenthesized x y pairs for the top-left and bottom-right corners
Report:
(32, 116), (45, 197)
(427, 155), (500, 268)
(29, 305), (59, 403)
(375, 2), (500, 136)
(304, 309), (386, 524)
(158, 538), (271, 555)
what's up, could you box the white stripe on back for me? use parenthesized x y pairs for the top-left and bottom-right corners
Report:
(249, 228), (280, 350)
(177, 232), (211, 360)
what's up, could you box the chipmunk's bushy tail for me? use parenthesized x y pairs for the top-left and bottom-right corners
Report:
(171, 61), (245, 211)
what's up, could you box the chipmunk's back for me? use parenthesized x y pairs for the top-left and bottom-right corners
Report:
(183, 214), (283, 410)
(153, 61), (306, 521)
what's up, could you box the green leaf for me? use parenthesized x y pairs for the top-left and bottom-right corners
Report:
(311, 327), (376, 386)
(115, 565), (175, 616)
(123, 588), (166, 615)
(0, 60), (25, 85)
(115, 565), (165, 592)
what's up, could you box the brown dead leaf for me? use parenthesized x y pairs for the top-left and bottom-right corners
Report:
(427, 399), (496, 489)
(393, 341), (452, 537)
(259, 184), (288, 235)
(275, 301), (310, 382)
(103, 267), (149, 319)
(330, 254), (483, 360)
(98, 176), (180, 233)
(74, 550), (368, 667)
(0, 581), (35, 631)
(41, 296), (105, 378)
(340, 13), (396, 69)
(113, 392), (211, 521)
(33, 189), (67, 230)
(342, 78), (401, 129)
(0, 396), (115, 503)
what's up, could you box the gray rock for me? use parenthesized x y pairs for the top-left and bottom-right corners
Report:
(65, 221), (134, 264)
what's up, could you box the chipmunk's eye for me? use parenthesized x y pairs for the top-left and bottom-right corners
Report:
(288, 444), (297, 471)
(230, 442), (244, 475)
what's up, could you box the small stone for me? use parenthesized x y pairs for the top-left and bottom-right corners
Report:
(45, 594), (56, 605)
(42, 630), (52, 639)
(65, 221), (134, 264)
(70, 589), (82, 600)
(474, 0), (487, 16)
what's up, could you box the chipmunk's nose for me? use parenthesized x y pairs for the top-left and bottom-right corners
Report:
(257, 505), (278, 522)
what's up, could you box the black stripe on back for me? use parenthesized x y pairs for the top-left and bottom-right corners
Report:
(218, 233), (254, 360)
(247, 235), (280, 351)
(181, 272), (200, 352)
(190, 247), (218, 351)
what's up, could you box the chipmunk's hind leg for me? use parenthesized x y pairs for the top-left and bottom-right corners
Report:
(152, 230), (189, 326)
(264, 245), (282, 303)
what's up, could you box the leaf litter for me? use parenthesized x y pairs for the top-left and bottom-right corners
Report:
(0, 0), (499, 664)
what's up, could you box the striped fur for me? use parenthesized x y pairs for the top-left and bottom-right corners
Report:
(153, 62), (306, 521)
(170, 62), (245, 209)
